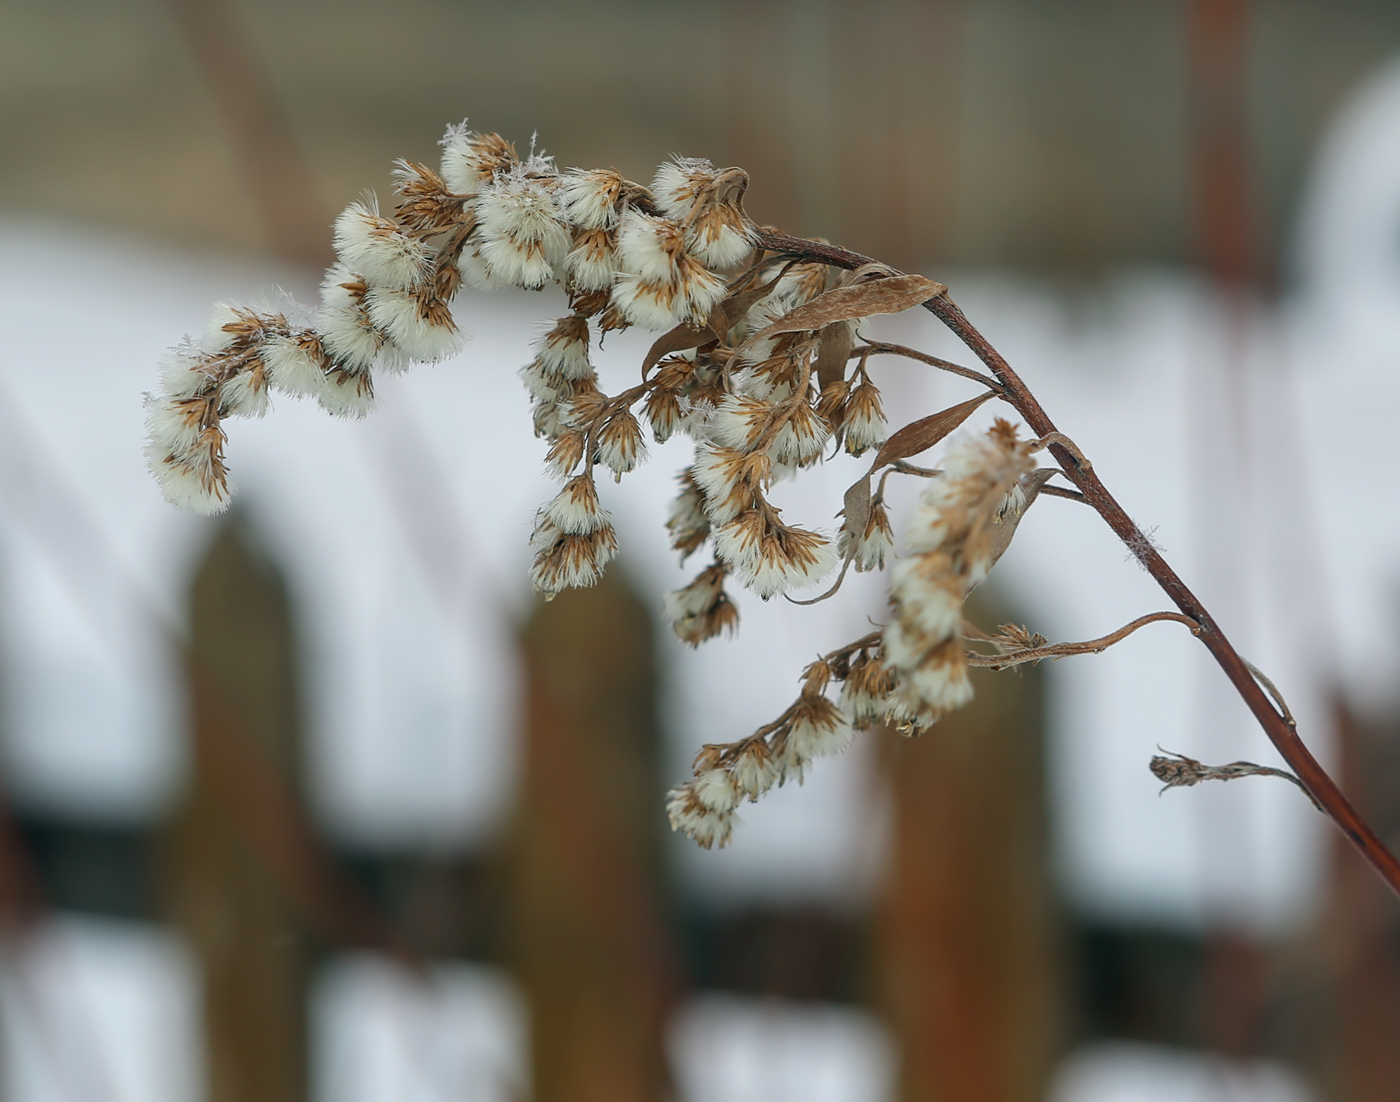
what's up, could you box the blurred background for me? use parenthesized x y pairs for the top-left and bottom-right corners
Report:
(3, 0), (1400, 1099)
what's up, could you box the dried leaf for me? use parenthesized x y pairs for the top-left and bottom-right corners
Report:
(815, 321), (854, 391)
(871, 390), (994, 471)
(641, 304), (728, 378)
(840, 476), (873, 550)
(746, 273), (945, 347)
(987, 468), (1057, 570)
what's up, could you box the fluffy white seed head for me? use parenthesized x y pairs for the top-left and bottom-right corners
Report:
(457, 242), (515, 292)
(692, 768), (741, 814)
(783, 697), (855, 772)
(143, 397), (232, 515)
(652, 158), (756, 269)
(561, 168), (627, 230)
(202, 302), (244, 353)
(332, 199), (432, 291)
(318, 264), (395, 371)
(530, 314), (593, 382)
(218, 369), (270, 419)
(652, 158), (716, 221)
(732, 743), (781, 799)
(439, 123), (516, 195)
(540, 475), (609, 535)
(147, 456), (233, 515)
(666, 471), (711, 559)
(616, 209), (685, 284)
(157, 345), (210, 399)
(263, 334), (330, 398)
(839, 501), (895, 573)
(666, 786), (735, 849)
(842, 382), (887, 456)
(363, 288), (464, 364)
(529, 519), (619, 595)
(144, 398), (204, 461)
(564, 227), (618, 292)
(611, 275), (682, 330)
(713, 513), (837, 600)
(316, 371), (375, 419)
(475, 172), (570, 288)
(597, 410), (647, 478)
(691, 443), (766, 525)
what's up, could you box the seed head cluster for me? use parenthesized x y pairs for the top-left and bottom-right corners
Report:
(149, 121), (1062, 849)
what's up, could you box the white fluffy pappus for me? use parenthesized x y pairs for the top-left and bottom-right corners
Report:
(652, 158), (716, 221)
(564, 228), (618, 293)
(560, 168), (626, 230)
(475, 172), (571, 289)
(691, 768), (741, 814)
(666, 788), (734, 849)
(263, 334), (330, 399)
(156, 345), (210, 400)
(616, 209), (684, 284)
(332, 199), (431, 291)
(540, 475), (610, 535)
(731, 743), (781, 799)
(784, 701), (854, 765)
(690, 442), (765, 525)
(438, 122), (515, 195)
(201, 301), (244, 353)
(687, 220), (756, 271)
(712, 516), (837, 600)
(217, 370), (270, 419)
(530, 316), (593, 381)
(147, 457), (233, 516)
(315, 373), (375, 419)
(887, 563), (963, 645)
(610, 275), (683, 330)
(363, 288), (464, 364)
(143, 398), (204, 462)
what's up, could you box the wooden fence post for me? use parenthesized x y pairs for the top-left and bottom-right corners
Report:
(874, 588), (1063, 1102)
(510, 571), (675, 1102)
(165, 516), (309, 1102)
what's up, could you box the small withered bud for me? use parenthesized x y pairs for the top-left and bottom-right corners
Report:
(1149, 750), (1317, 807)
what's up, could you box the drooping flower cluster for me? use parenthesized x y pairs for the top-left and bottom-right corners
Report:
(150, 121), (1076, 851)
(667, 653), (856, 848)
(144, 123), (759, 517)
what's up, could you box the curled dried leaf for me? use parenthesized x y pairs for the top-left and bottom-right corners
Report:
(641, 303), (729, 378)
(739, 273), (946, 361)
(815, 321), (854, 392)
(871, 391), (995, 471)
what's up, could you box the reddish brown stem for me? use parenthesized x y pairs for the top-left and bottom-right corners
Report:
(755, 228), (1400, 900)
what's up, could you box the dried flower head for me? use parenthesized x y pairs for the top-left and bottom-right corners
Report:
(884, 420), (1035, 730)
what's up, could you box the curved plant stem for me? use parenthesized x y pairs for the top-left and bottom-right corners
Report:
(966, 611), (1201, 669)
(755, 228), (1400, 901)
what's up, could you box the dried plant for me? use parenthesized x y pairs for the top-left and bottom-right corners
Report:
(145, 121), (1400, 897)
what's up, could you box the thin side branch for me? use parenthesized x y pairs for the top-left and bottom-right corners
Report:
(966, 611), (1200, 669)
(1039, 483), (1088, 503)
(857, 340), (1005, 395)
